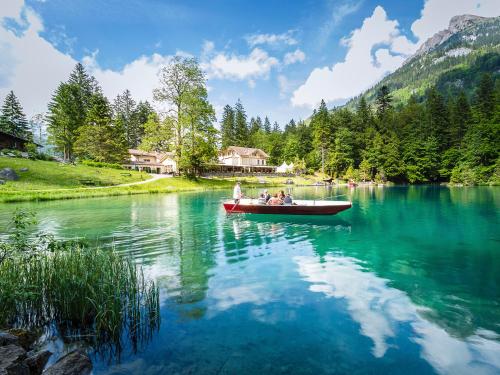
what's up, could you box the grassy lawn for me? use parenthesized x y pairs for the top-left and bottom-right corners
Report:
(0, 157), (323, 203)
(0, 157), (147, 190)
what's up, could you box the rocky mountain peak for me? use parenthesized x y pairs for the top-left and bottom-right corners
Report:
(412, 14), (489, 58)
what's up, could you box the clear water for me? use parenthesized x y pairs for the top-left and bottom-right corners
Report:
(0, 186), (499, 375)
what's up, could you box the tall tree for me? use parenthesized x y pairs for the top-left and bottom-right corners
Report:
(74, 92), (128, 163)
(154, 56), (206, 166)
(220, 104), (235, 149)
(140, 113), (173, 153)
(113, 89), (140, 148)
(375, 85), (392, 119)
(449, 91), (472, 147)
(311, 100), (331, 173)
(0, 91), (29, 138)
(426, 87), (450, 149)
(47, 63), (98, 160)
(263, 116), (272, 133)
(233, 100), (248, 146)
(476, 73), (495, 120)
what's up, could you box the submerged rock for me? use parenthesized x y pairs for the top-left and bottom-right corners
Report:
(43, 350), (92, 375)
(0, 168), (19, 181)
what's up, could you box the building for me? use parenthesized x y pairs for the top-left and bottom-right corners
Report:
(219, 146), (269, 166)
(0, 130), (38, 151)
(124, 149), (177, 174)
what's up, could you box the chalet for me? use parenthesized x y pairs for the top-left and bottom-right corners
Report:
(124, 149), (177, 174)
(0, 130), (38, 151)
(219, 146), (269, 166)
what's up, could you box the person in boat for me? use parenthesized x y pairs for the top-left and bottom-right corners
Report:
(233, 182), (242, 203)
(264, 189), (271, 202)
(267, 193), (283, 206)
(278, 190), (286, 200)
(283, 193), (293, 205)
(258, 192), (267, 205)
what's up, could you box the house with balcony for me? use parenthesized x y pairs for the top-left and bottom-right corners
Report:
(124, 149), (177, 174)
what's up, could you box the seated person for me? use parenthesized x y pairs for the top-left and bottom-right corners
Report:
(257, 192), (267, 205)
(267, 194), (283, 206)
(278, 190), (286, 200)
(264, 190), (271, 202)
(283, 193), (293, 205)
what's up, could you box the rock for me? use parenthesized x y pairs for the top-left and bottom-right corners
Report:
(0, 344), (28, 375)
(0, 168), (18, 181)
(19, 168), (28, 172)
(43, 350), (92, 375)
(20, 153), (29, 159)
(24, 350), (51, 375)
(0, 333), (19, 347)
(7, 330), (37, 351)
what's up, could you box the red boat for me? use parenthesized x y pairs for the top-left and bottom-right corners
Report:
(223, 199), (352, 215)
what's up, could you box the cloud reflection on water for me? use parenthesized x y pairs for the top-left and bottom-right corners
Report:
(294, 255), (500, 374)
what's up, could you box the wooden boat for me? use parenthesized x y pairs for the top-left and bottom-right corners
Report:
(223, 198), (351, 215)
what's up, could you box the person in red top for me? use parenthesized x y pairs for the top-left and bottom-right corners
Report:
(267, 194), (283, 206)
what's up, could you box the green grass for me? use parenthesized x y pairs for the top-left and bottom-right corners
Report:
(0, 210), (160, 354)
(0, 156), (324, 203)
(0, 157), (147, 190)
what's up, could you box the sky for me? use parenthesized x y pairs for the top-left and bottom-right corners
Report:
(0, 0), (499, 126)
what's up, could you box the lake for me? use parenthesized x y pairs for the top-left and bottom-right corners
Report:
(0, 186), (499, 375)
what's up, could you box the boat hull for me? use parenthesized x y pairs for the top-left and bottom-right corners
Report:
(223, 201), (351, 215)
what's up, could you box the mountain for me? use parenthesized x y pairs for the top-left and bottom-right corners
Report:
(346, 14), (500, 109)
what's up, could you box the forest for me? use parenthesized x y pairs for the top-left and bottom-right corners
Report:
(0, 57), (498, 185)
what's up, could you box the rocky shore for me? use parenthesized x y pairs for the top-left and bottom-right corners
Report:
(0, 330), (92, 375)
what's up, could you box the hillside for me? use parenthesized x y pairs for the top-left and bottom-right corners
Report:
(346, 14), (500, 108)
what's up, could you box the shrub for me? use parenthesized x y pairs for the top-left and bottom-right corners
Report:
(81, 160), (124, 169)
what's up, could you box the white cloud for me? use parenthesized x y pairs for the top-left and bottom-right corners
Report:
(0, 0), (173, 115)
(292, 6), (417, 108)
(201, 44), (279, 83)
(411, 0), (500, 42)
(245, 30), (297, 47)
(283, 49), (306, 65)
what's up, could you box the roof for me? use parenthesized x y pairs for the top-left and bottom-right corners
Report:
(221, 146), (269, 158)
(0, 130), (42, 147)
(128, 149), (175, 161)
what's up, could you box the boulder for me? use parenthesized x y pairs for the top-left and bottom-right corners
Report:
(0, 344), (28, 375)
(0, 333), (19, 347)
(43, 350), (92, 375)
(0, 168), (18, 181)
(7, 330), (37, 351)
(24, 350), (51, 375)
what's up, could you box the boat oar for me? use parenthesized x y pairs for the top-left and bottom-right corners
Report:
(228, 200), (240, 214)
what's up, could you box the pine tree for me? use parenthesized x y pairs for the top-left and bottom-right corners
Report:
(375, 85), (392, 119)
(74, 92), (127, 163)
(263, 116), (271, 133)
(113, 89), (139, 148)
(220, 104), (235, 149)
(233, 100), (248, 146)
(450, 91), (471, 147)
(0, 91), (29, 138)
(476, 73), (495, 120)
(426, 87), (450, 150)
(311, 100), (332, 173)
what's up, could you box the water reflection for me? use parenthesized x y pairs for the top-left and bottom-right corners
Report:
(295, 254), (500, 374)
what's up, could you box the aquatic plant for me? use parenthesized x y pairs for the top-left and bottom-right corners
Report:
(0, 209), (160, 355)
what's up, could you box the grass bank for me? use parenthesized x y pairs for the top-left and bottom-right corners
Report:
(0, 157), (322, 203)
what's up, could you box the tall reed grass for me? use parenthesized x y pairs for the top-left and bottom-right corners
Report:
(0, 209), (160, 355)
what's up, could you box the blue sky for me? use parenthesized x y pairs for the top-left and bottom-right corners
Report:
(1, 0), (499, 126)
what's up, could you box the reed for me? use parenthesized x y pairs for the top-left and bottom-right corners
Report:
(0, 209), (160, 355)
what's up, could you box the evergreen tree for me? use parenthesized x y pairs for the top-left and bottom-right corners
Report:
(263, 116), (272, 133)
(476, 73), (495, 120)
(233, 100), (248, 146)
(0, 91), (29, 138)
(74, 92), (128, 163)
(220, 104), (235, 149)
(113, 89), (139, 148)
(375, 85), (392, 119)
(426, 87), (450, 149)
(140, 113), (173, 152)
(311, 100), (332, 173)
(449, 91), (472, 147)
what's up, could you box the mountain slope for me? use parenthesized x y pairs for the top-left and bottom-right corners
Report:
(346, 14), (500, 108)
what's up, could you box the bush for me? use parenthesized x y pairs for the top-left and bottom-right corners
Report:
(81, 160), (124, 169)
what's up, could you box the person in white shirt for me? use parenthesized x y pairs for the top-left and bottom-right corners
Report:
(233, 182), (242, 203)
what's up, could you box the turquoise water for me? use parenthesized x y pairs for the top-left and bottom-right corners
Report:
(0, 186), (499, 374)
